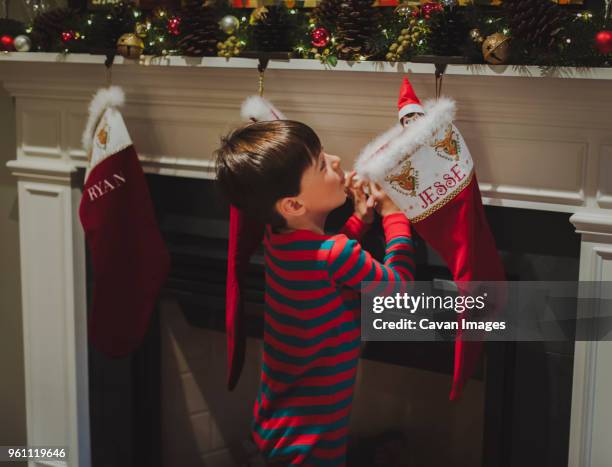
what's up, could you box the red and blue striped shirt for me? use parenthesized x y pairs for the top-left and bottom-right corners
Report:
(252, 212), (415, 466)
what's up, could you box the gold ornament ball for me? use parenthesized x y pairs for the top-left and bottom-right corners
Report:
(219, 15), (240, 34)
(482, 32), (510, 65)
(395, 3), (413, 17)
(116, 33), (144, 59)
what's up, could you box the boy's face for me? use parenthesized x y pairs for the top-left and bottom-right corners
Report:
(299, 150), (347, 213)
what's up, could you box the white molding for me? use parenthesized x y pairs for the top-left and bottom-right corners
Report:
(138, 154), (216, 179)
(570, 213), (612, 238)
(592, 247), (612, 279)
(13, 176), (90, 467)
(568, 236), (612, 467)
(569, 339), (598, 467)
(596, 145), (612, 209)
(6, 159), (77, 182)
(2, 53), (612, 80)
(33, 461), (68, 467)
(480, 183), (584, 206)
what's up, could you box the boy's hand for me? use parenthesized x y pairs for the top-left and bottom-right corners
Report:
(368, 181), (403, 217)
(345, 171), (375, 224)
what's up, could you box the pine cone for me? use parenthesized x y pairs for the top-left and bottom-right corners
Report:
(504, 0), (567, 51)
(251, 5), (291, 52)
(312, 0), (340, 30)
(31, 7), (80, 51)
(334, 0), (380, 60)
(177, 0), (220, 56)
(428, 6), (470, 56)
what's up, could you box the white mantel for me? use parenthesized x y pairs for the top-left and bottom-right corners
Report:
(1, 53), (611, 467)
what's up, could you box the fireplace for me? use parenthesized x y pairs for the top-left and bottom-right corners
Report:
(2, 55), (611, 467)
(85, 172), (581, 467)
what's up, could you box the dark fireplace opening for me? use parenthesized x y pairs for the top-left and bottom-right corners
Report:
(87, 173), (581, 467)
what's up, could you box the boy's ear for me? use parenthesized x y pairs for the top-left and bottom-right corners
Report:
(276, 197), (306, 219)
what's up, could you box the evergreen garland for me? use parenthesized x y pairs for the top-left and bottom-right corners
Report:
(1, 1), (609, 68)
(427, 4), (470, 56)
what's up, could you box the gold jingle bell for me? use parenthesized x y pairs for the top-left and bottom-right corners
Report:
(117, 33), (145, 59)
(482, 32), (510, 65)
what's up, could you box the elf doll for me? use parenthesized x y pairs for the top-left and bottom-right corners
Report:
(355, 77), (507, 401)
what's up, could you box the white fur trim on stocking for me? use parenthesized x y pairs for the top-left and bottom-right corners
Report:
(240, 95), (286, 122)
(82, 87), (133, 183)
(354, 96), (457, 182)
(82, 86), (126, 155)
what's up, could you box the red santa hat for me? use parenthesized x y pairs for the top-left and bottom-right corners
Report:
(397, 77), (425, 120)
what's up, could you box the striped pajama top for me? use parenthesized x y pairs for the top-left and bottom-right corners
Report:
(252, 212), (416, 466)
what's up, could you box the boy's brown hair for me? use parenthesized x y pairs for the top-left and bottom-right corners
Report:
(214, 120), (322, 229)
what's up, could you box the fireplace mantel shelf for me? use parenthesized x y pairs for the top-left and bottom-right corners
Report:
(1, 52), (612, 80)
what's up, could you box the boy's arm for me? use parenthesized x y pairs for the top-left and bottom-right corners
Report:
(339, 213), (371, 241)
(327, 212), (415, 289)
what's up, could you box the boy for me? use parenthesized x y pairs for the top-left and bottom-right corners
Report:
(214, 119), (415, 466)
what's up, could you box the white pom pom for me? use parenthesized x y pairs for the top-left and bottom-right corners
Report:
(240, 95), (286, 122)
(82, 86), (126, 154)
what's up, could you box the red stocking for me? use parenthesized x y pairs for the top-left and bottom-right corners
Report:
(411, 173), (506, 400)
(355, 95), (507, 400)
(226, 205), (264, 390)
(80, 86), (171, 357)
